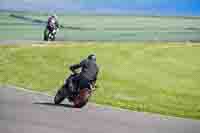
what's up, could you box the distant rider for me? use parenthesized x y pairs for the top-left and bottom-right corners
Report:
(67, 54), (99, 95)
(44, 14), (60, 41)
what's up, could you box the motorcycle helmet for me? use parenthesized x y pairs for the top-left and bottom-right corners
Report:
(88, 54), (96, 61)
(52, 14), (58, 19)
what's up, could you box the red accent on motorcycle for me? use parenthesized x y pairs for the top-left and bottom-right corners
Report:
(74, 88), (91, 107)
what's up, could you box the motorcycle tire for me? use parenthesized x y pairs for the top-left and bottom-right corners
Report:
(54, 86), (66, 104)
(74, 88), (91, 108)
(74, 99), (88, 108)
(48, 31), (56, 41)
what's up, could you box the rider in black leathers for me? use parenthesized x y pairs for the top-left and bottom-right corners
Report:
(67, 54), (99, 95)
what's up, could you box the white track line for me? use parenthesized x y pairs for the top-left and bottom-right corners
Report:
(5, 84), (197, 119)
(5, 84), (135, 113)
(6, 85), (53, 97)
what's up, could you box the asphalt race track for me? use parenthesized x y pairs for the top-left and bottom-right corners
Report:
(1, 86), (200, 133)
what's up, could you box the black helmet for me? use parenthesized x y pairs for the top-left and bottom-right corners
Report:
(52, 14), (58, 19)
(88, 54), (96, 61)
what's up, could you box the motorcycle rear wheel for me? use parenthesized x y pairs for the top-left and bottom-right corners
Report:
(44, 29), (56, 41)
(74, 99), (88, 108)
(73, 88), (91, 108)
(48, 33), (56, 41)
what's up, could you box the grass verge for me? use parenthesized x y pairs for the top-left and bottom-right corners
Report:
(0, 42), (200, 119)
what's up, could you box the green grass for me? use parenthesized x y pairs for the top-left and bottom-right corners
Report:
(1, 11), (200, 41)
(0, 42), (200, 119)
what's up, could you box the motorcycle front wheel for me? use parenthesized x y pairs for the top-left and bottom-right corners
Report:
(54, 85), (66, 104)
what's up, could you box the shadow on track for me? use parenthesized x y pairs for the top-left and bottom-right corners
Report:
(34, 102), (76, 108)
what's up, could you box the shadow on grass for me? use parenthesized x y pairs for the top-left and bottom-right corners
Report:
(10, 14), (46, 24)
(9, 14), (95, 31)
(34, 102), (76, 108)
(9, 14), (200, 32)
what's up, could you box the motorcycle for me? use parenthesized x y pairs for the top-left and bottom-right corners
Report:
(54, 73), (96, 108)
(44, 19), (58, 41)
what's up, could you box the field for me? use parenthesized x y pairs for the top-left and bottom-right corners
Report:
(0, 43), (200, 120)
(1, 11), (200, 42)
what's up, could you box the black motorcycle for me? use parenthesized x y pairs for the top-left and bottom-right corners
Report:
(54, 73), (95, 108)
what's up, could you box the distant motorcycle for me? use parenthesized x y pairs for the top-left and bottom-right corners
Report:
(54, 73), (96, 108)
(44, 19), (58, 41)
